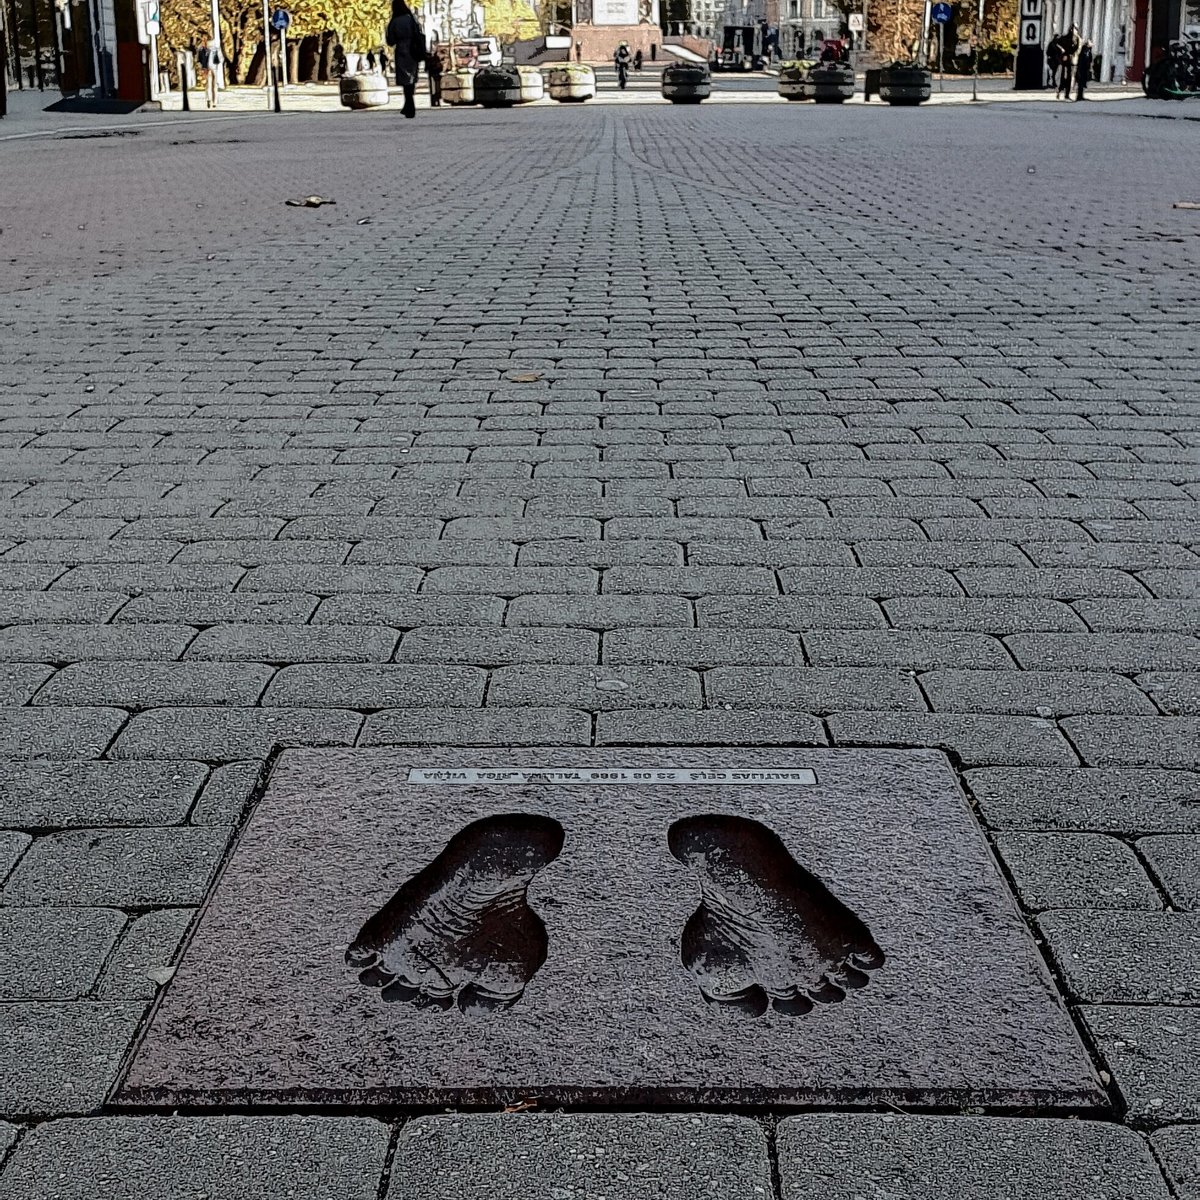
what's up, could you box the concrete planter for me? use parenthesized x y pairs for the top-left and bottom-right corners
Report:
(339, 72), (390, 109)
(475, 65), (522, 108)
(879, 64), (932, 105)
(662, 62), (711, 103)
(547, 65), (596, 102)
(442, 69), (476, 105)
(517, 66), (546, 103)
(805, 63), (855, 103)
(776, 61), (811, 100)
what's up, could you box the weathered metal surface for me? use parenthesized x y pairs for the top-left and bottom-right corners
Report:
(116, 747), (1106, 1110)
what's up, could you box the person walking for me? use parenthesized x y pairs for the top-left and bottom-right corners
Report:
(633, 47), (643, 70)
(1075, 39), (1093, 99)
(614, 41), (631, 88)
(1045, 34), (1063, 88)
(387, 0), (426, 118)
(575, 39), (582, 62)
(1058, 23), (1081, 98)
(199, 36), (221, 108)
(426, 41), (444, 106)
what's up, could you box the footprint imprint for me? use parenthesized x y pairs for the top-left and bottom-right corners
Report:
(346, 813), (564, 1013)
(668, 814), (884, 1017)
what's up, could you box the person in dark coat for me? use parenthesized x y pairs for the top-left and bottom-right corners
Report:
(1058, 23), (1081, 98)
(386, 0), (426, 118)
(1045, 34), (1063, 87)
(426, 41), (444, 105)
(1075, 39), (1093, 98)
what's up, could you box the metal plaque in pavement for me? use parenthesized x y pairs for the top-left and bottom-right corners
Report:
(115, 747), (1107, 1110)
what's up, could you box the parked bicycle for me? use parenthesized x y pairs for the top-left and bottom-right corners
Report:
(1142, 35), (1200, 99)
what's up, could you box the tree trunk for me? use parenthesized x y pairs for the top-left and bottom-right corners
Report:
(287, 37), (299, 81)
(318, 29), (335, 81)
(298, 33), (319, 81)
(244, 40), (265, 86)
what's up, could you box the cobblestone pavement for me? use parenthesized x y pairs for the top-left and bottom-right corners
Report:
(0, 98), (1198, 1197)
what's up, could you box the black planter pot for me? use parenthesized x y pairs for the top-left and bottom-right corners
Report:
(879, 64), (932, 105)
(475, 65), (522, 108)
(804, 63), (855, 103)
(661, 62), (712, 103)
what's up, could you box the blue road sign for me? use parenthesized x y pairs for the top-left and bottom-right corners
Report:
(271, 8), (291, 30)
(931, 2), (952, 21)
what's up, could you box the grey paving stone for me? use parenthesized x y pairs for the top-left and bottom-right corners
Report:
(0, 707), (126, 759)
(1062, 717), (1200, 770)
(0, 1116), (391, 1200)
(1076, 599), (1200, 633)
(705, 666), (923, 711)
(345, 540), (513, 567)
(596, 708), (827, 745)
(1038, 912), (1200, 1002)
(827, 712), (1076, 767)
(98, 908), (195, 999)
(1138, 836), (1200, 909)
(35, 662), (273, 707)
(487, 665), (701, 710)
(0, 760), (206, 826)
(602, 628), (803, 666)
(778, 566), (961, 596)
(923, 669), (1155, 716)
(0, 590), (126, 624)
(263, 664), (485, 708)
(361, 706), (590, 746)
(857, 541), (1029, 567)
(995, 833), (1161, 910)
(969, 767), (1200, 833)
(1084, 1005), (1200, 1123)
(777, 1114), (1169, 1200)
(0, 1002), (144, 1116)
(506, 594), (693, 628)
(1137, 673), (1200, 715)
(884, 598), (1085, 633)
(602, 566), (778, 595)
(237, 565), (426, 592)
(396, 626), (598, 666)
(387, 1114), (771, 1200)
(313, 595), (505, 626)
(805, 630), (1013, 669)
(110, 708), (362, 760)
(185, 624), (399, 663)
(189, 761), (262, 825)
(422, 566), (598, 595)
(955, 567), (1148, 598)
(0, 624), (195, 661)
(0, 664), (53, 705)
(0, 907), (126, 1000)
(1152, 1126), (1200, 1200)
(696, 596), (883, 629)
(687, 540), (855, 566)
(0, 1123), (13, 1162)
(0, 832), (30, 883)
(518, 539), (683, 565)
(50, 563), (245, 592)
(114, 591), (319, 624)
(2, 826), (231, 906)
(1139, 570), (1200, 599)
(1006, 634), (1200, 672)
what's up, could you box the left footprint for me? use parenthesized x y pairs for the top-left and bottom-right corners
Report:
(346, 814), (564, 1013)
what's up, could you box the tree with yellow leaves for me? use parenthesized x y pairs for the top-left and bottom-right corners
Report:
(480, 0), (539, 43)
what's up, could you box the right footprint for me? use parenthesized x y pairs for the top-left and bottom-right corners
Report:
(668, 814), (885, 1017)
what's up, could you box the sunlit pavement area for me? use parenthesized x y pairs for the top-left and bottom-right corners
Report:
(0, 86), (1198, 1198)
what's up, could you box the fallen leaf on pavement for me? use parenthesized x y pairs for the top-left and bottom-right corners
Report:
(286, 195), (337, 208)
(508, 372), (543, 382)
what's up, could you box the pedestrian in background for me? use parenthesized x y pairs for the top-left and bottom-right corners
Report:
(633, 47), (643, 70)
(1058, 23), (1081, 98)
(199, 36), (221, 108)
(1075, 39), (1093, 99)
(1046, 34), (1063, 87)
(386, 0), (426, 119)
(426, 42), (444, 106)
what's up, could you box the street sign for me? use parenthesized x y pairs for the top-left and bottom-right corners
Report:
(270, 8), (291, 30)
(931, 2), (952, 23)
(848, 12), (864, 31)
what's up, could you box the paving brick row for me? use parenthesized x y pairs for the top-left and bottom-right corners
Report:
(994, 833), (1162, 911)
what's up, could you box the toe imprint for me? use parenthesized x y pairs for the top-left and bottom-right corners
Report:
(347, 813), (564, 1013)
(669, 814), (884, 1016)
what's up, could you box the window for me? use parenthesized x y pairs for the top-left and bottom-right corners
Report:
(790, 0), (798, 15)
(812, 0), (824, 17)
